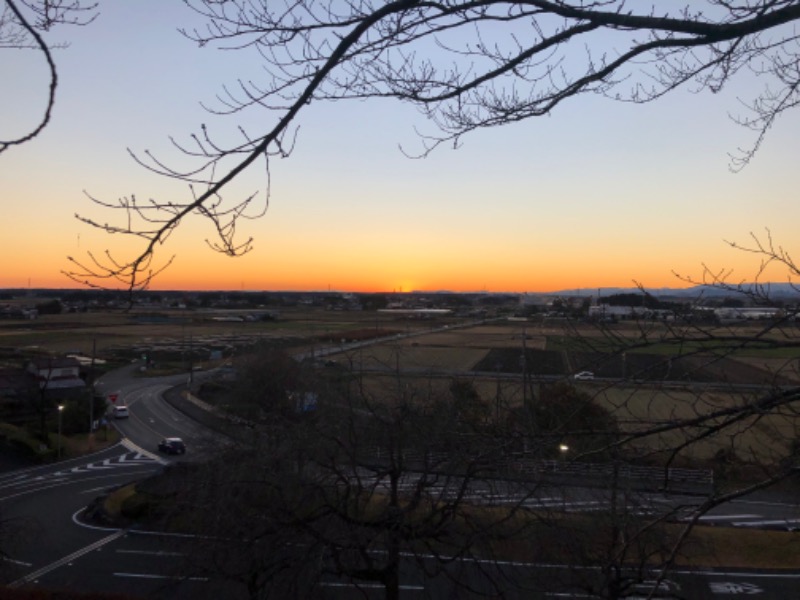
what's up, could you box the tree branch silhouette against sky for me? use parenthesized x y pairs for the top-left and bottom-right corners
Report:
(2, 0), (799, 293)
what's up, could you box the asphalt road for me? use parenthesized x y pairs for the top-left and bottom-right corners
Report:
(21, 531), (240, 599)
(0, 444), (163, 586)
(0, 365), (230, 595)
(316, 558), (800, 599)
(3, 363), (800, 598)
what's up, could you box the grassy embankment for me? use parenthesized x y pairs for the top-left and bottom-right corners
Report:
(0, 421), (120, 463)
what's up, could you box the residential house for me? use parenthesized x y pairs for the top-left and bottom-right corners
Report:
(26, 357), (85, 391)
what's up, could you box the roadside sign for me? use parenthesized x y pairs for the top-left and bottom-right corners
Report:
(108, 393), (119, 404)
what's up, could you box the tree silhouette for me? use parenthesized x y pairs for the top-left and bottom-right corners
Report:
(1, 0), (98, 153)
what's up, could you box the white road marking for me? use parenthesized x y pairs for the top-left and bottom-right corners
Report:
(120, 438), (167, 465)
(81, 485), (118, 495)
(319, 582), (424, 590)
(84, 463), (114, 471)
(114, 572), (208, 581)
(2, 557), (33, 567)
(116, 549), (185, 557)
(709, 581), (763, 594)
(9, 530), (126, 587)
(732, 518), (800, 528)
(689, 514), (761, 521)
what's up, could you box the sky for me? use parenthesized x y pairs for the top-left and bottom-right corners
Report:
(1, 2), (798, 294)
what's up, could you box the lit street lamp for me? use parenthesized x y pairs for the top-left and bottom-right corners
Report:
(57, 404), (64, 460)
(558, 444), (569, 465)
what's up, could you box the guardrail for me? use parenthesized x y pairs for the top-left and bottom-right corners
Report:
(515, 458), (714, 494)
(362, 448), (714, 495)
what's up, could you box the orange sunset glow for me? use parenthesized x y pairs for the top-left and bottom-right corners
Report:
(1, 3), (798, 294)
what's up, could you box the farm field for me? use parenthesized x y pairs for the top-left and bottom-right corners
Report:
(3, 308), (797, 469)
(595, 386), (798, 464)
(0, 307), (445, 364)
(319, 320), (800, 470)
(5, 308), (797, 368)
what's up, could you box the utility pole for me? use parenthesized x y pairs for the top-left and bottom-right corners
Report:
(522, 326), (535, 431)
(188, 332), (194, 385)
(89, 337), (96, 436)
(57, 404), (64, 460)
(521, 327), (527, 410)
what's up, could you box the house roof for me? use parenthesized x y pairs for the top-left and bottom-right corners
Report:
(45, 377), (86, 389)
(28, 357), (81, 370)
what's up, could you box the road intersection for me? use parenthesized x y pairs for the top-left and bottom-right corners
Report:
(1, 365), (798, 598)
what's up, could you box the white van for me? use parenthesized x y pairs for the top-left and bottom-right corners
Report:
(113, 405), (129, 419)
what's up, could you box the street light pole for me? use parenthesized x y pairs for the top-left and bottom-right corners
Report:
(57, 404), (64, 460)
(558, 443), (569, 468)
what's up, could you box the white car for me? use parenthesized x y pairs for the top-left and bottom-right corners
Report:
(572, 371), (595, 381)
(112, 405), (129, 419)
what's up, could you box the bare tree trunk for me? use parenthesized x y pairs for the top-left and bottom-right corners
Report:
(386, 463), (401, 600)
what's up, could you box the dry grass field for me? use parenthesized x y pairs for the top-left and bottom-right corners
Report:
(0, 308), (434, 361)
(594, 386), (799, 464)
(3, 309), (796, 467)
(342, 323), (549, 372)
(321, 320), (798, 468)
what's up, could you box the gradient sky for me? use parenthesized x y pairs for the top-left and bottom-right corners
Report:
(1, 2), (798, 293)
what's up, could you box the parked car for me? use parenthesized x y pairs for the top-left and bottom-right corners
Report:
(158, 437), (186, 455)
(112, 405), (129, 419)
(572, 371), (595, 381)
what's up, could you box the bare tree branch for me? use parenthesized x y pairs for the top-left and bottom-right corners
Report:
(0, 0), (98, 153)
(65, 1), (800, 291)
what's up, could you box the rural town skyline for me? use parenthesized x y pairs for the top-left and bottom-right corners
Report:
(2, 1), (798, 293)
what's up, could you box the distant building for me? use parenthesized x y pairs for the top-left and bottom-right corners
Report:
(26, 357), (85, 390)
(0, 305), (38, 320)
(587, 305), (676, 321)
(713, 307), (783, 320)
(588, 305), (645, 319)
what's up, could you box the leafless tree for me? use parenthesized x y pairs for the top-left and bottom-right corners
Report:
(93, 242), (799, 598)
(154, 353), (573, 598)
(146, 340), (707, 599)
(1, 0), (98, 153)
(66, 0), (800, 291)
(676, 229), (800, 302)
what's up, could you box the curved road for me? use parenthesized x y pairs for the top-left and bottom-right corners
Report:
(96, 367), (223, 460)
(2, 365), (799, 598)
(0, 366), (233, 597)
